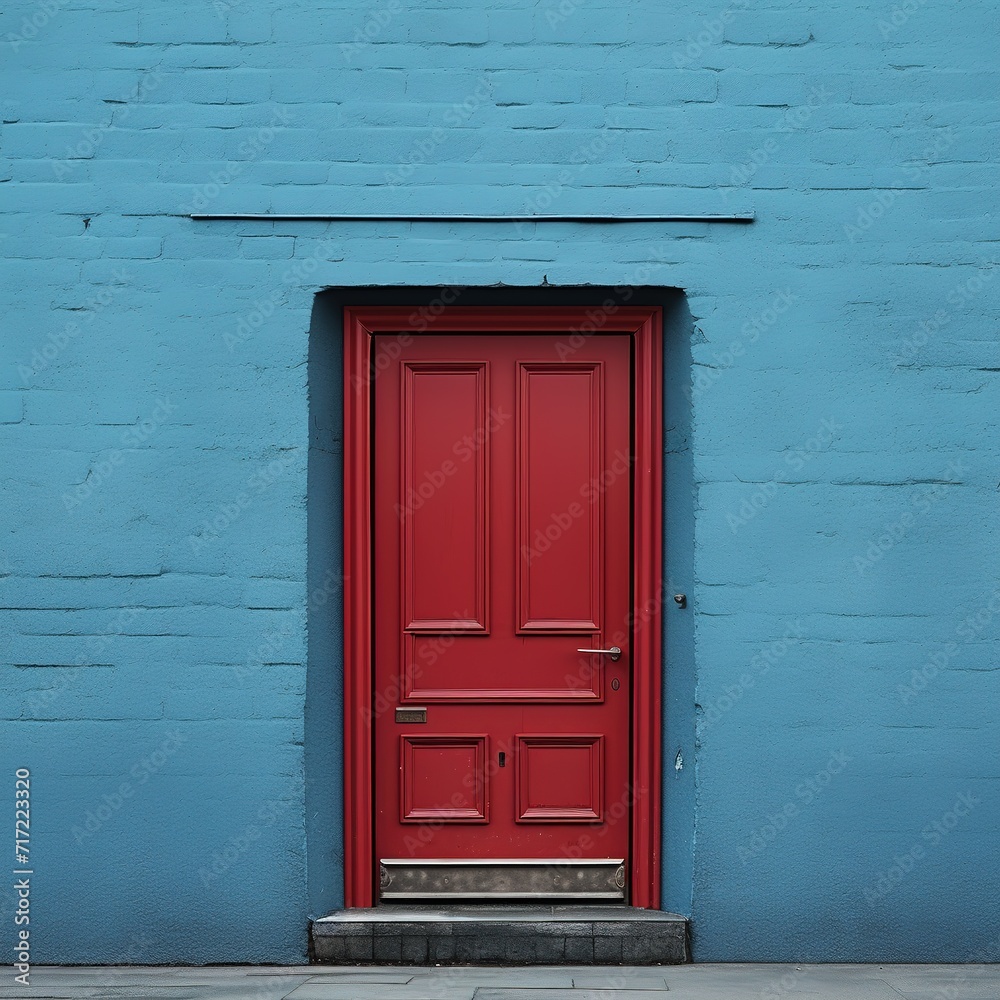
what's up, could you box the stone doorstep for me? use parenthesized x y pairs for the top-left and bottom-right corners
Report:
(310, 906), (689, 966)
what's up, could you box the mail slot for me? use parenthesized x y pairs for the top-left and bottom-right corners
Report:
(395, 707), (427, 724)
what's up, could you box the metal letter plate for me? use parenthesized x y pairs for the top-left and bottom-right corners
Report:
(395, 707), (427, 724)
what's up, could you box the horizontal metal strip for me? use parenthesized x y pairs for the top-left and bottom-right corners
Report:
(379, 859), (627, 901)
(381, 858), (624, 866)
(380, 891), (625, 899)
(189, 213), (755, 223)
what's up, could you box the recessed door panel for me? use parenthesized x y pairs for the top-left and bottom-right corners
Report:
(400, 735), (489, 823)
(517, 363), (603, 633)
(516, 735), (604, 822)
(402, 362), (489, 633)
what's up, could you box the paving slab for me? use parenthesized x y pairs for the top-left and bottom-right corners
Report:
(477, 992), (670, 1000)
(659, 983), (905, 1000)
(883, 970), (1000, 995)
(283, 985), (476, 1000)
(890, 986), (1000, 1000)
(248, 971), (413, 980)
(573, 973), (670, 988)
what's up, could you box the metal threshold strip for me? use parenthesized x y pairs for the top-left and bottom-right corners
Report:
(189, 212), (755, 223)
(379, 858), (627, 901)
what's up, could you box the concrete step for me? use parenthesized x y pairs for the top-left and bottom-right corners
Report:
(311, 904), (689, 965)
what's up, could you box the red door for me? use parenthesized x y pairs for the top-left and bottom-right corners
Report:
(372, 331), (633, 900)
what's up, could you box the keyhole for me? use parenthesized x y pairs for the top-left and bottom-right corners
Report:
(611, 678), (620, 691)
(498, 752), (506, 768)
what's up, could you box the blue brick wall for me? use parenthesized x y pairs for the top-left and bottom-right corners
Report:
(1, 0), (998, 964)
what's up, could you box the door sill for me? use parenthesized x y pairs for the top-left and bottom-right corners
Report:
(379, 858), (626, 901)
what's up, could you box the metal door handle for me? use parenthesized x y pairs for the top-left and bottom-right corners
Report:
(577, 646), (622, 662)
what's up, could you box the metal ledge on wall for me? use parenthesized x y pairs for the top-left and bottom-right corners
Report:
(189, 213), (755, 223)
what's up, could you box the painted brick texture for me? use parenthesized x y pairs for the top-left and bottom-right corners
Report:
(1, 0), (998, 965)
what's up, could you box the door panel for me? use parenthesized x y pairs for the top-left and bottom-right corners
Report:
(400, 735), (489, 823)
(517, 363), (604, 632)
(516, 734), (604, 822)
(401, 362), (489, 633)
(373, 332), (632, 892)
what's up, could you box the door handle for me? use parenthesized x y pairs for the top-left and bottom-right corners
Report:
(577, 646), (622, 662)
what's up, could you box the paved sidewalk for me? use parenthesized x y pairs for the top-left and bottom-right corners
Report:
(11, 963), (1000, 999)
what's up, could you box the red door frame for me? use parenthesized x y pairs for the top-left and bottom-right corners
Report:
(343, 306), (663, 909)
